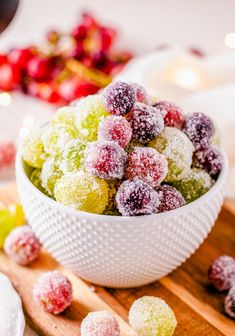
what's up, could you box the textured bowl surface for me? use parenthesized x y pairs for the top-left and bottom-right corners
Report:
(16, 146), (228, 288)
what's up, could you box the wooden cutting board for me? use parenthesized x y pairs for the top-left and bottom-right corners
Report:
(0, 182), (235, 336)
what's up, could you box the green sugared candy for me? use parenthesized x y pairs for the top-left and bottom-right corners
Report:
(51, 106), (77, 130)
(60, 139), (86, 173)
(75, 95), (109, 141)
(23, 130), (46, 168)
(172, 168), (213, 203)
(54, 171), (109, 214)
(149, 127), (194, 182)
(129, 296), (177, 336)
(40, 157), (62, 196)
(41, 124), (77, 156)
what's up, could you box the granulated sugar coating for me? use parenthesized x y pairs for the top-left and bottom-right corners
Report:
(4, 225), (41, 265)
(75, 94), (109, 141)
(116, 179), (159, 216)
(125, 147), (168, 188)
(131, 82), (150, 104)
(98, 115), (132, 148)
(23, 129), (45, 168)
(155, 185), (186, 213)
(129, 296), (177, 336)
(128, 103), (164, 144)
(183, 112), (215, 150)
(60, 139), (86, 173)
(40, 157), (62, 196)
(54, 171), (108, 213)
(149, 127), (194, 182)
(23, 80), (223, 216)
(41, 124), (77, 156)
(193, 146), (223, 178)
(85, 140), (127, 180)
(102, 81), (136, 116)
(225, 286), (235, 318)
(81, 311), (120, 336)
(208, 255), (235, 291)
(33, 271), (72, 315)
(153, 101), (185, 129)
(172, 168), (213, 203)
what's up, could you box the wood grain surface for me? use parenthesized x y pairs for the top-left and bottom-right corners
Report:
(0, 182), (235, 336)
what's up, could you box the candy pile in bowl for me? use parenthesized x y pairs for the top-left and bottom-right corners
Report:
(22, 81), (223, 216)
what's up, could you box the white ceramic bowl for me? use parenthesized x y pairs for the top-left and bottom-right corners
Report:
(16, 146), (228, 288)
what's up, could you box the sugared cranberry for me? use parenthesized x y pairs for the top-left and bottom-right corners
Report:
(131, 83), (150, 104)
(0, 63), (20, 90)
(98, 116), (132, 148)
(127, 103), (164, 143)
(38, 84), (61, 104)
(155, 185), (185, 213)
(102, 81), (136, 116)
(193, 146), (223, 178)
(125, 147), (168, 188)
(153, 101), (185, 129)
(0, 54), (8, 65)
(208, 255), (235, 291)
(85, 140), (127, 180)
(100, 27), (116, 51)
(116, 179), (159, 216)
(183, 112), (215, 150)
(72, 24), (87, 41)
(225, 286), (235, 318)
(82, 12), (98, 29)
(0, 142), (16, 168)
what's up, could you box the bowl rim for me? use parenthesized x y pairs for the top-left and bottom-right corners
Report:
(16, 144), (228, 223)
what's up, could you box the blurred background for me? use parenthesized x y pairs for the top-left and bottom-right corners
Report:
(0, 0), (235, 193)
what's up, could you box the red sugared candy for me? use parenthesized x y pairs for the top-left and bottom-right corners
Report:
(183, 112), (215, 150)
(102, 81), (136, 116)
(155, 185), (186, 213)
(153, 101), (185, 128)
(208, 255), (235, 291)
(116, 179), (159, 216)
(225, 286), (235, 318)
(81, 311), (120, 336)
(127, 103), (164, 143)
(33, 271), (73, 314)
(125, 147), (168, 188)
(193, 146), (223, 178)
(4, 225), (41, 265)
(85, 141), (127, 179)
(131, 82), (150, 104)
(98, 116), (132, 148)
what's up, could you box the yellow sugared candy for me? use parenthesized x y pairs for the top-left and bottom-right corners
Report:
(0, 204), (25, 247)
(54, 171), (108, 214)
(51, 106), (77, 130)
(149, 127), (194, 182)
(40, 157), (62, 196)
(129, 296), (177, 336)
(23, 129), (45, 168)
(41, 124), (77, 156)
(75, 95), (109, 141)
(172, 168), (213, 203)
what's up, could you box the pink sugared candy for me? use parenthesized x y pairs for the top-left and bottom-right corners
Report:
(98, 116), (132, 148)
(125, 147), (168, 188)
(153, 101), (185, 129)
(4, 225), (41, 265)
(81, 311), (120, 336)
(33, 271), (72, 314)
(155, 185), (186, 213)
(85, 140), (127, 179)
(127, 103), (164, 144)
(131, 82), (150, 104)
(102, 81), (136, 116)
(208, 255), (235, 291)
(225, 286), (235, 318)
(116, 179), (159, 216)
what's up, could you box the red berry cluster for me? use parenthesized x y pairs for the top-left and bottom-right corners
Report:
(0, 13), (132, 104)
